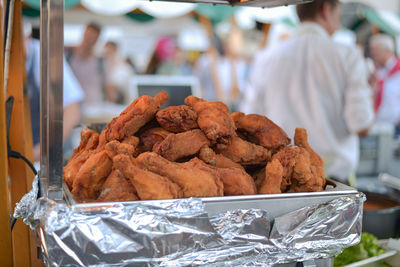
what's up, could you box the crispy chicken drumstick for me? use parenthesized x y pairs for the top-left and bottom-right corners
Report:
(135, 152), (224, 197)
(153, 129), (210, 161)
(231, 112), (290, 151)
(64, 128), (99, 189)
(113, 154), (183, 200)
(215, 136), (271, 166)
(185, 96), (236, 145)
(199, 145), (244, 170)
(139, 127), (171, 152)
(97, 170), (139, 202)
(72, 150), (113, 200)
(156, 105), (198, 132)
(105, 91), (168, 142)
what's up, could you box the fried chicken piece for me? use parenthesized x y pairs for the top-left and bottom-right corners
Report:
(258, 159), (283, 194)
(271, 146), (300, 192)
(216, 167), (256, 196)
(72, 151), (113, 200)
(153, 129), (210, 161)
(139, 127), (171, 152)
(215, 136), (271, 166)
(95, 130), (107, 152)
(156, 105), (198, 132)
(253, 167), (266, 190)
(64, 150), (93, 190)
(199, 145), (244, 170)
(272, 145), (325, 193)
(290, 128), (326, 192)
(113, 154), (183, 200)
(97, 170), (139, 202)
(104, 91), (169, 142)
(69, 128), (99, 161)
(63, 128), (99, 189)
(294, 128), (325, 179)
(231, 112), (290, 151)
(185, 96), (236, 144)
(135, 152), (224, 197)
(122, 135), (140, 146)
(105, 140), (137, 159)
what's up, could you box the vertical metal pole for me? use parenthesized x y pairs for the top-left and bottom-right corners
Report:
(47, 0), (64, 200)
(40, 0), (49, 196)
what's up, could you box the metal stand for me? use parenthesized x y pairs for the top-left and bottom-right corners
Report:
(40, 0), (64, 201)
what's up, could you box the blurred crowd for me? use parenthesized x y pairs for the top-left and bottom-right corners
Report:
(25, 0), (400, 185)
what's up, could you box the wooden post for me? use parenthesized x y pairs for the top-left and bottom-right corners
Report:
(6, 1), (42, 266)
(0, 0), (14, 264)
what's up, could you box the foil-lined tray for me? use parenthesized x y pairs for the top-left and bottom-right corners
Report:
(16, 178), (364, 266)
(64, 179), (357, 218)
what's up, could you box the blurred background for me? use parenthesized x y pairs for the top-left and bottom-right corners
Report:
(22, 0), (400, 189)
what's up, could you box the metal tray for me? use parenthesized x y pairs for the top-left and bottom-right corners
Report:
(63, 179), (358, 219)
(379, 173), (400, 192)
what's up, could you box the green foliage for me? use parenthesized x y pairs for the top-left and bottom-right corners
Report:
(334, 233), (387, 266)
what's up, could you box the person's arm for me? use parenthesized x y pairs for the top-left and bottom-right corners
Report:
(62, 59), (84, 142)
(63, 102), (80, 143)
(343, 47), (375, 137)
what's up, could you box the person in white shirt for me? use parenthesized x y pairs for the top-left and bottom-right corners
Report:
(369, 34), (400, 132)
(242, 0), (374, 183)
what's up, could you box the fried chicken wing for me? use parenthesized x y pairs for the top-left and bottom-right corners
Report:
(72, 151), (113, 200)
(153, 129), (210, 161)
(104, 91), (169, 142)
(63, 128), (99, 189)
(271, 146), (299, 191)
(199, 145), (244, 170)
(215, 136), (271, 166)
(69, 128), (99, 161)
(231, 112), (290, 151)
(156, 105), (198, 132)
(97, 170), (139, 202)
(258, 159), (283, 194)
(294, 128), (325, 179)
(216, 167), (256, 196)
(272, 144), (325, 193)
(105, 140), (137, 159)
(290, 128), (326, 192)
(139, 127), (171, 152)
(113, 154), (183, 200)
(135, 152), (224, 197)
(185, 96), (236, 144)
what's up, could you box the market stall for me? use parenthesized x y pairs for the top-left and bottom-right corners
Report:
(2, 0), (384, 266)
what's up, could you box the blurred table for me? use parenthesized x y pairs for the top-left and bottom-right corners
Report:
(82, 102), (127, 125)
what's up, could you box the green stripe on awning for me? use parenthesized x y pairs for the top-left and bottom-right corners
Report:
(364, 9), (400, 36)
(24, 0), (80, 10)
(22, 7), (40, 17)
(195, 4), (239, 25)
(125, 13), (155, 23)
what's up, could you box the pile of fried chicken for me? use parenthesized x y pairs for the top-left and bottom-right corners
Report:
(63, 91), (326, 202)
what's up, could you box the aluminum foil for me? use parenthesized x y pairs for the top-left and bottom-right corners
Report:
(20, 192), (365, 267)
(13, 175), (40, 229)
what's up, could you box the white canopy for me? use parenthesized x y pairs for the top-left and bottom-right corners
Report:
(341, 0), (400, 12)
